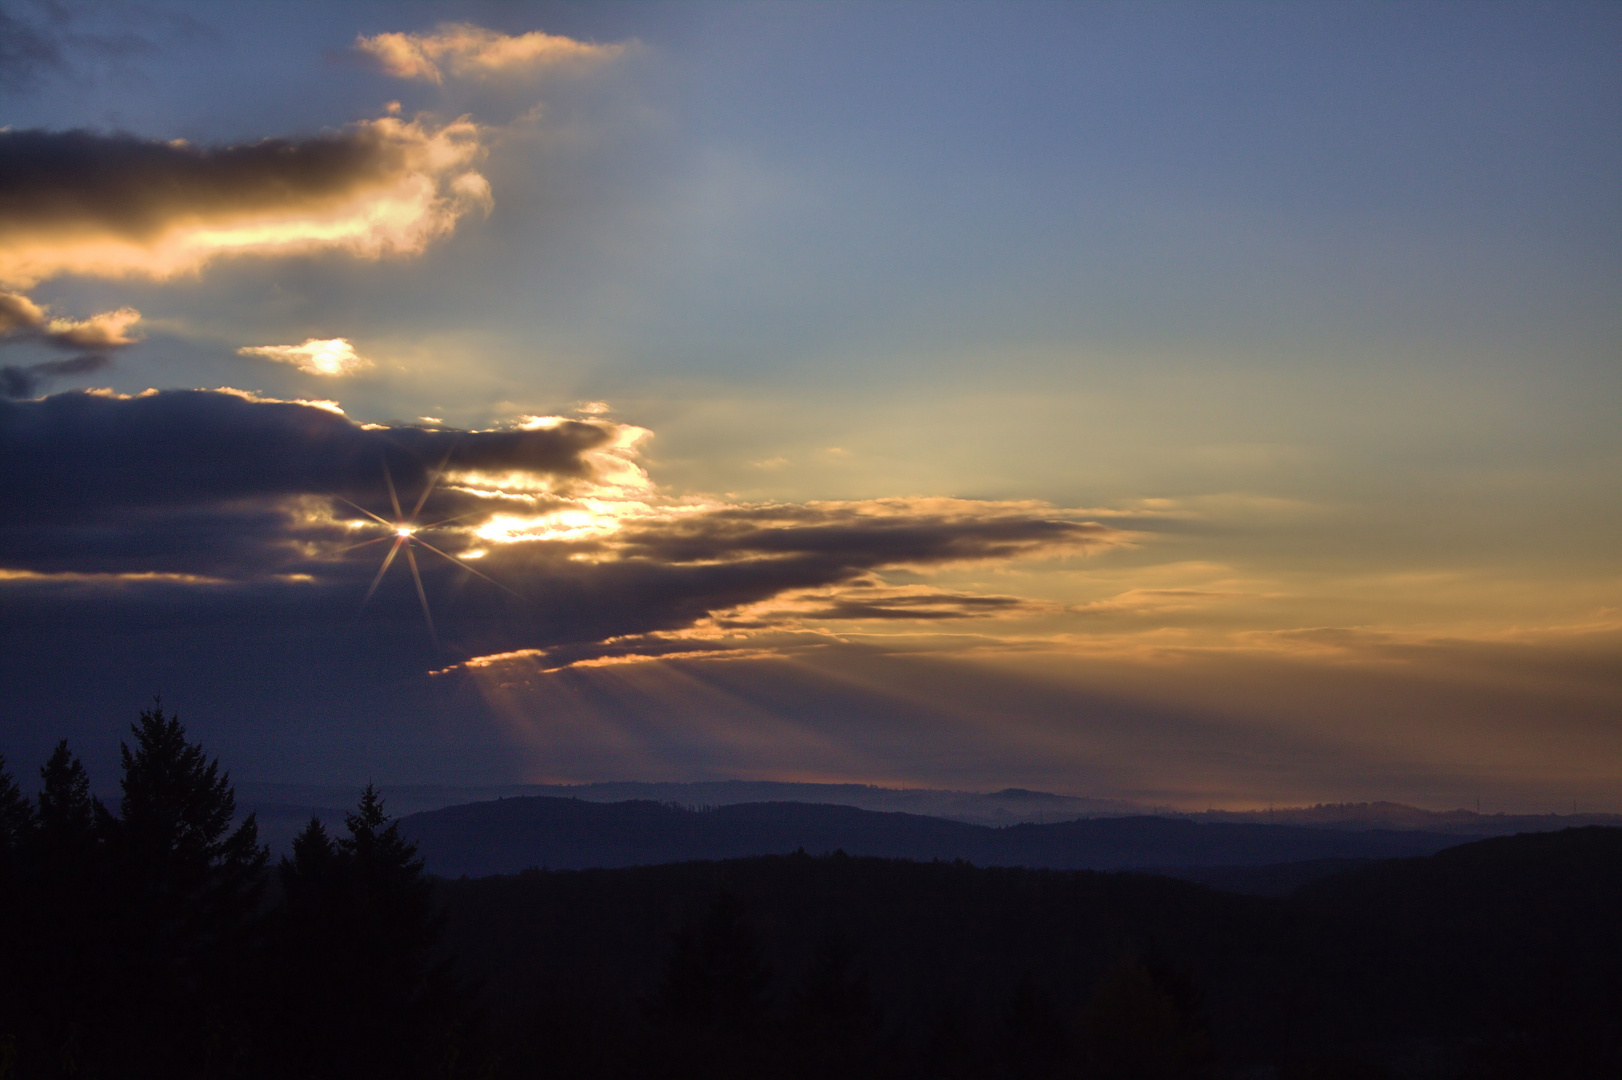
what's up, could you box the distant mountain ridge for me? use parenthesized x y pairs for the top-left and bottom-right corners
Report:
(395, 796), (1465, 879)
(237, 779), (1620, 857)
(1192, 799), (1622, 835)
(238, 779), (1621, 860)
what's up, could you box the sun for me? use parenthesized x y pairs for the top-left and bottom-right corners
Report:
(334, 460), (523, 647)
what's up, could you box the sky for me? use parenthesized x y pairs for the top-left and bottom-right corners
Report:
(1, 0), (1618, 811)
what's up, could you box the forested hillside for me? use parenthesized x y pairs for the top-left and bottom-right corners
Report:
(397, 795), (1460, 878)
(4, 713), (1618, 1078)
(440, 829), (1622, 1078)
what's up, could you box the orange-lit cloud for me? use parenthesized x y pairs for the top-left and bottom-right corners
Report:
(0, 292), (142, 396)
(708, 579), (1052, 628)
(355, 23), (625, 83)
(44, 307), (142, 348)
(238, 337), (369, 377)
(435, 579), (1057, 675)
(0, 291), (142, 348)
(0, 117), (490, 289)
(0, 292), (47, 335)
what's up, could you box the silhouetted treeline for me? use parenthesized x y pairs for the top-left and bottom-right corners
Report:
(4, 707), (1621, 1078)
(439, 834), (1622, 1078)
(0, 703), (477, 1079)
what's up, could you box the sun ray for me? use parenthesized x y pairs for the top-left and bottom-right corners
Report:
(413, 537), (531, 603)
(411, 445), (456, 519)
(383, 460), (405, 521)
(333, 534), (396, 555)
(404, 543), (437, 647)
(416, 510), (479, 531)
(333, 494), (395, 528)
(362, 535), (405, 607)
(342, 456), (529, 646)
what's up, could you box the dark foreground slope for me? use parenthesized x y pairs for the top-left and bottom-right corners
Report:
(438, 826), (1622, 1079)
(400, 796), (1457, 878)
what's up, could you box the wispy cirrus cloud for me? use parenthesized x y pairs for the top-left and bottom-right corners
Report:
(238, 337), (369, 377)
(0, 116), (491, 289)
(355, 23), (625, 84)
(436, 578), (1055, 675)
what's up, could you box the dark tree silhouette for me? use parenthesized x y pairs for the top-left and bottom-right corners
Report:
(110, 699), (265, 894)
(786, 933), (884, 1080)
(14, 741), (118, 1079)
(99, 701), (268, 1077)
(646, 890), (778, 1079)
(998, 973), (1069, 1080)
(0, 755), (31, 1070)
(1079, 956), (1214, 1080)
(0, 755), (30, 859)
(655, 891), (773, 1028)
(268, 785), (474, 1080)
(34, 736), (96, 856)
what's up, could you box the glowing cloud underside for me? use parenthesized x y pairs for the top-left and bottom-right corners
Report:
(0, 118), (491, 289)
(355, 23), (625, 83)
(239, 338), (369, 376)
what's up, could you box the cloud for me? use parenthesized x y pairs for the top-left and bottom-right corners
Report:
(738, 580), (1047, 623)
(0, 292), (138, 397)
(1070, 588), (1243, 617)
(239, 337), (369, 376)
(43, 306), (142, 348)
(0, 291), (47, 335)
(601, 498), (1120, 569)
(355, 23), (625, 84)
(0, 116), (491, 288)
(0, 354), (111, 399)
(0, 389), (1126, 662)
(435, 579), (1053, 675)
(0, 388), (615, 527)
(0, 291), (142, 349)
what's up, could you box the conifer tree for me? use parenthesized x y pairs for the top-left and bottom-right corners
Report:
(655, 891), (773, 1029)
(647, 891), (777, 1079)
(113, 699), (265, 899)
(0, 755), (30, 860)
(0, 756), (30, 1065)
(13, 742), (113, 1079)
(269, 786), (471, 1080)
(104, 700), (268, 1077)
(35, 740), (97, 863)
(787, 933), (883, 1080)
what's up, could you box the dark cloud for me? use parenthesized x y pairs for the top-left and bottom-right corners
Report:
(0, 128), (393, 238)
(0, 389), (612, 518)
(4, 394), (1611, 811)
(0, 352), (110, 398)
(0, 389), (1117, 664)
(0, 388), (1133, 800)
(788, 590), (1035, 621)
(0, 118), (488, 287)
(609, 503), (1106, 567)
